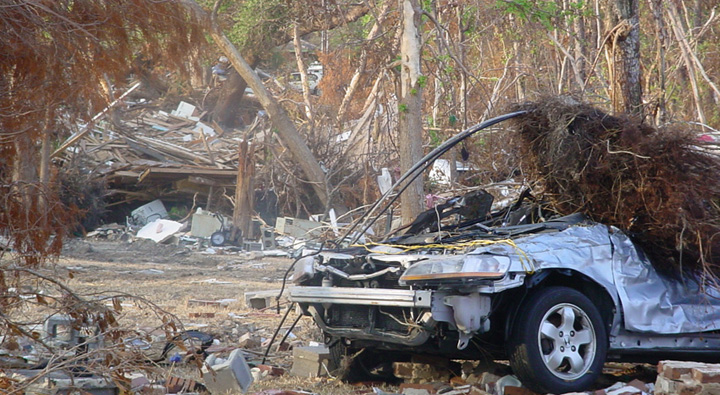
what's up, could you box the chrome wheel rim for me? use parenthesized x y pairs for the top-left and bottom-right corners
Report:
(537, 303), (597, 380)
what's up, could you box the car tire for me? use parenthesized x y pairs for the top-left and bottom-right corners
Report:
(508, 286), (607, 394)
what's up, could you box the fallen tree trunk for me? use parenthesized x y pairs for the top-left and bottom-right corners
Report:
(180, 0), (330, 209)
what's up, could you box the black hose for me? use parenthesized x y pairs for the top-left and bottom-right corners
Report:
(275, 312), (303, 353)
(262, 303), (294, 365)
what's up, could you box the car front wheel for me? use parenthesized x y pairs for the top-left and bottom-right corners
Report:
(508, 286), (607, 394)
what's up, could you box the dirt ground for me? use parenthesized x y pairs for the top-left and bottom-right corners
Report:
(56, 236), (374, 394)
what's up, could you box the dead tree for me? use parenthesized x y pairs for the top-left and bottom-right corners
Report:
(605, 0), (643, 115)
(398, 0), (425, 224)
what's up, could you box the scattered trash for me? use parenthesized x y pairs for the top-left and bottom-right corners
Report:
(203, 349), (254, 394)
(136, 219), (183, 243)
(187, 298), (238, 307)
(190, 279), (235, 285)
(136, 269), (165, 275)
(290, 346), (334, 378)
(129, 199), (169, 227)
(244, 289), (284, 310)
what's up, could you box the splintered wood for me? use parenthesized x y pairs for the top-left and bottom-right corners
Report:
(56, 100), (263, 206)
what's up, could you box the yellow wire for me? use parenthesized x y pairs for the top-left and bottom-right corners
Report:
(353, 239), (535, 274)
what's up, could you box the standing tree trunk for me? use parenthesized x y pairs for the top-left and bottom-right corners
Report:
(398, 0), (425, 224)
(605, 0), (642, 115)
(647, 0), (667, 125)
(232, 140), (254, 239)
(337, 1), (391, 122)
(293, 24), (313, 123)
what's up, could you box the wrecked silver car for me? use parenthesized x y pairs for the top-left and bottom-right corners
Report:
(288, 113), (720, 394)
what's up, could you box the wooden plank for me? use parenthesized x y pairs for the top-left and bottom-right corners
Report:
(51, 82), (141, 158)
(135, 136), (220, 166)
(140, 167), (238, 177)
(188, 175), (220, 186)
(113, 170), (141, 178)
(124, 137), (169, 162)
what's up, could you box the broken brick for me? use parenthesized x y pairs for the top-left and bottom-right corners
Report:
(627, 379), (649, 391)
(658, 360), (696, 380)
(392, 362), (449, 383)
(189, 312), (215, 318)
(256, 364), (286, 376)
(692, 367), (720, 384)
(165, 376), (203, 393)
(503, 386), (538, 395)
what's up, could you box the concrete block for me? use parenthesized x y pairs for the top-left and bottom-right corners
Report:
(293, 345), (330, 361)
(243, 241), (263, 251)
(244, 289), (284, 310)
(44, 314), (103, 351)
(290, 345), (332, 377)
(202, 349), (254, 394)
(238, 333), (261, 349)
(261, 227), (277, 249)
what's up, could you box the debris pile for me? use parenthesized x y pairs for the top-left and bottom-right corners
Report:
(510, 97), (720, 278)
(55, 99), (263, 207)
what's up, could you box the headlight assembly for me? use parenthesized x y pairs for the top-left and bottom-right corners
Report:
(399, 254), (510, 285)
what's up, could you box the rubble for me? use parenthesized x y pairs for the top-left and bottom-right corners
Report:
(245, 289), (286, 310)
(393, 361), (450, 384)
(3, 300), (707, 395)
(136, 219), (184, 243)
(655, 360), (720, 395)
(289, 346), (333, 378)
(203, 349), (254, 394)
(54, 99), (252, 211)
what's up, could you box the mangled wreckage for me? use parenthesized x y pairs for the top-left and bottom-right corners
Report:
(289, 107), (720, 394)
